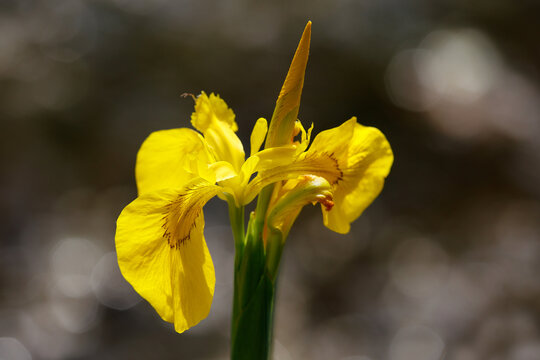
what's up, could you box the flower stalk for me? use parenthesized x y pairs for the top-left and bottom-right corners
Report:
(230, 210), (277, 359)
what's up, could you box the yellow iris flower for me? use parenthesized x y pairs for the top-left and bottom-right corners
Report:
(115, 22), (393, 334)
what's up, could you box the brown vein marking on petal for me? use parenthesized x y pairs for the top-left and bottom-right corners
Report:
(160, 182), (220, 249)
(301, 151), (343, 185)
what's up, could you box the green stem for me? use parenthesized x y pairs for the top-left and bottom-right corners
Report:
(265, 230), (284, 282)
(229, 192), (277, 360)
(230, 266), (276, 360)
(227, 202), (245, 260)
(227, 201), (245, 356)
(253, 184), (274, 241)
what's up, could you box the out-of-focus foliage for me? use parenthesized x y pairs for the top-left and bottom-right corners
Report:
(1, 0), (540, 359)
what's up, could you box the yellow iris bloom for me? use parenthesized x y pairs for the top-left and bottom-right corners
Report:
(115, 23), (393, 334)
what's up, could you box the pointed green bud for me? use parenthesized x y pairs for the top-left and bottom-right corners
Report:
(265, 21), (311, 149)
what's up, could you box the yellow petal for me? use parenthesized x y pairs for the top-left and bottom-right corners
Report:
(265, 21), (311, 148)
(204, 121), (245, 171)
(208, 161), (238, 182)
(170, 215), (215, 332)
(136, 128), (213, 195)
(294, 121), (313, 154)
(191, 92), (245, 171)
(250, 117), (268, 156)
(307, 118), (393, 233)
(249, 146), (297, 173)
(191, 92), (238, 132)
(115, 179), (222, 332)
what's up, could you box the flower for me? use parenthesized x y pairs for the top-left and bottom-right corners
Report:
(115, 22), (393, 334)
(259, 117), (393, 235)
(115, 92), (287, 333)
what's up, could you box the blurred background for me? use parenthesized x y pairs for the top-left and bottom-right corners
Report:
(1, 0), (540, 359)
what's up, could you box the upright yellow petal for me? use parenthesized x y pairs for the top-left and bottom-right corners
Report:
(191, 92), (237, 132)
(191, 92), (245, 171)
(136, 128), (214, 195)
(208, 161), (238, 183)
(250, 117), (268, 156)
(204, 122), (245, 171)
(293, 120), (313, 154)
(115, 179), (222, 333)
(265, 21), (311, 148)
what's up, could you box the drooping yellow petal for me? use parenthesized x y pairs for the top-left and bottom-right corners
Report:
(250, 117), (268, 156)
(136, 128), (214, 195)
(191, 92), (245, 171)
(170, 215), (215, 332)
(265, 21), (311, 148)
(307, 118), (393, 233)
(115, 179), (222, 333)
